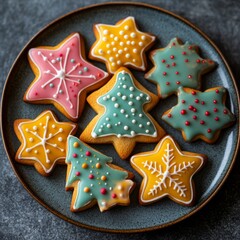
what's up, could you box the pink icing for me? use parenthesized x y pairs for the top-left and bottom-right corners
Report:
(26, 33), (108, 119)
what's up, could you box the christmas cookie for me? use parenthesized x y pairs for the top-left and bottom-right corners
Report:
(24, 33), (109, 122)
(65, 136), (135, 212)
(90, 16), (156, 74)
(145, 38), (216, 98)
(162, 87), (235, 143)
(80, 67), (166, 159)
(14, 110), (77, 176)
(131, 135), (206, 206)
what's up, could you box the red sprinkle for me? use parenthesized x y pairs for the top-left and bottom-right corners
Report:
(112, 193), (117, 198)
(188, 105), (194, 110)
(201, 101), (205, 105)
(172, 42), (176, 46)
(205, 111), (210, 116)
(97, 73), (102, 77)
(193, 115), (197, 120)
(59, 53), (63, 57)
(72, 153), (78, 158)
(175, 71), (179, 75)
(79, 63), (82, 66)
(215, 89), (219, 93)
(223, 109), (228, 114)
(86, 151), (91, 156)
(193, 108), (197, 112)
(100, 188), (107, 195)
(89, 174), (94, 179)
(176, 81), (181, 84)
(202, 60), (206, 64)
(188, 75), (193, 79)
(166, 82), (170, 85)
(215, 117), (219, 121)
(181, 110), (187, 115)
(182, 100), (186, 103)
(207, 129), (212, 133)
(185, 121), (190, 126)
(35, 92), (38, 96)
(168, 113), (172, 118)
(191, 90), (196, 95)
(196, 59), (201, 63)
(166, 64), (170, 68)
(214, 108), (218, 112)
(162, 59), (166, 63)
(182, 51), (186, 55)
(188, 46), (192, 50)
(75, 171), (81, 176)
(163, 72), (167, 76)
(172, 62), (176, 66)
(200, 120), (205, 125)
(185, 59), (189, 62)
(195, 99), (199, 103)
(170, 55), (175, 59)
(213, 100), (217, 104)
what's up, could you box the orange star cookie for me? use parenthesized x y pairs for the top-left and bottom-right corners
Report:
(131, 135), (206, 206)
(90, 16), (156, 73)
(14, 110), (77, 176)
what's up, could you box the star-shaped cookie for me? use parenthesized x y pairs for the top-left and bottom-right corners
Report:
(131, 135), (206, 206)
(80, 67), (166, 159)
(24, 33), (109, 122)
(14, 110), (77, 176)
(145, 38), (216, 98)
(162, 87), (235, 143)
(90, 16), (156, 73)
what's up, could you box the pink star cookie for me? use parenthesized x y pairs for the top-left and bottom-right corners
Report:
(24, 33), (109, 122)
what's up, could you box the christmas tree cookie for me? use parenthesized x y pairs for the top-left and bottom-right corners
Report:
(131, 135), (206, 206)
(14, 110), (77, 176)
(145, 38), (216, 98)
(90, 16), (156, 74)
(65, 136), (135, 212)
(162, 87), (235, 143)
(80, 67), (166, 159)
(24, 33), (109, 122)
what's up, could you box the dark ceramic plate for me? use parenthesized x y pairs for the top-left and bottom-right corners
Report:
(1, 2), (239, 233)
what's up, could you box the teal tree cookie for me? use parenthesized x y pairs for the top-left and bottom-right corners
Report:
(65, 136), (134, 212)
(80, 67), (165, 159)
(145, 38), (216, 98)
(162, 87), (235, 143)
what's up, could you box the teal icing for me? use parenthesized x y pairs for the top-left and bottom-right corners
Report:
(162, 87), (235, 141)
(66, 136), (128, 209)
(146, 38), (215, 98)
(92, 70), (157, 138)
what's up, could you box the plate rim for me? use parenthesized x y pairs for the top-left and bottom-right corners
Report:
(1, 1), (240, 233)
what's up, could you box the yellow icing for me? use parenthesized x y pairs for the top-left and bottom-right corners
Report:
(91, 17), (155, 73)
(131, 135), (205, 205)
(18, 111), (76, 173)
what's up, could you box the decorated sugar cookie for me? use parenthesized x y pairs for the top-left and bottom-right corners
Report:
(14, 110), (77, 176)
(162, 87), (235, 143)
(80, 67), (166, 159)
(65, 136), (135, 212)
(90, 16), (156, 74)
(24, 33), (109, 122)
(131, 135), (206, 206)
(145, 38), (215, 98)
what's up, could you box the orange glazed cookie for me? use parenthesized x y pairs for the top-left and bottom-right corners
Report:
(65, 136), (135, 212)
(131, 135), (206, 206)
(14, 110), (77, 176)
(90, 16), (156, 74)
(24, 33), (109, 122)
(80, 67), (166, 160)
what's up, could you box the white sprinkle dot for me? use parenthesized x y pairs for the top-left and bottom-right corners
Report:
(132, 119), (136, 124)
(133, 48), (137, 53)
(114, 36), (118, 41)
(107, 124), (111, 128)
(124, 25), (129, 30)
(114, 103), (119, 108)
(117, 92), (122, 96)
(123, 85), (127, 89)
(131, 41), (135, 45)
(111, 97), (116, 101)
(122, 95), (127, 100)
(109, 57), (114, 62)
(117, 60), (122, 65)
(131, 108), (136, 113)
(136, 96), (141, 100)
(128, 101), (133, 105)
(130, 32), (136, 38)
(125, 53), (130, 58)
(147, 122), (151, 125)
(146, 129), (150, 133)
(98, 49), (103, 54)
(120, 109), (125, 113)
(139, 124), (143, 128)
(131, 131), (135, 136)
(141, 35), (146, 40)
(29, 138), (33, 142)
(124, 126), (129, 130)
(120, 42), (124, 46)
(129, 86), (134, 91)
(103, 30), (109, 35)
(119, 30), (124, 35)
(139, 42), (143, 46)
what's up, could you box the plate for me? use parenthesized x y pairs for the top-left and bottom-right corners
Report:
(1, 2), (239, 233)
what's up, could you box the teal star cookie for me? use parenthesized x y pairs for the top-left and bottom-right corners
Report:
(162, 87), (235, 143)
(145, 38), (216, 98)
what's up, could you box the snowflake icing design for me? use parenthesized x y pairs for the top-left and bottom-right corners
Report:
(142, 143), (194, 197)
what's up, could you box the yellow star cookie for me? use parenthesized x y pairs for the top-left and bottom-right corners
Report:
(131, 135), (206, 206)
(90, 16), (156, 73)
(14, 110), (77, 176)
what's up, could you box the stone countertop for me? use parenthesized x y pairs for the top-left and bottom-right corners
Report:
(0, 0), (239, 239)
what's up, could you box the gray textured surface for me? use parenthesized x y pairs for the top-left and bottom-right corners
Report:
(0, 0), (239, 239)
